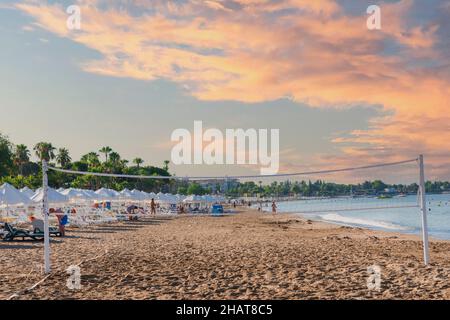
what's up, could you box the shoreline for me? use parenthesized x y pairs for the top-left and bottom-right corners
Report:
(282, 211), (450, 244)
(276, 210), (450, 243)
(1, 208), (450, 300)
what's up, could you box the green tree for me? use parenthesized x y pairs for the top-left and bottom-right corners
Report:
(56, 148), (71, 168)
(109, 152), (121, 165)
(99, 146), (112, 162)
(120, 159), (129, 168)
(163, 160), (170, 171)
(71, 161), (88, 172)
(81, 152), (100, 168)
(372, 180), (387, 192)
(133, 158), (144, 168)
(177, 186), (188, 195)
(0, 133), (13, 177)
(187, 182), (206, 195)
(13, 144), (30, 175)
(33, 142), (55, 162)
(291, 183), (301, 194)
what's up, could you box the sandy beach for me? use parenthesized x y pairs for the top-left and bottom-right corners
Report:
(1, 208), (450, 300)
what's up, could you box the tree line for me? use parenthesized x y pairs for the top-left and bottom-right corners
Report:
(225, 179), (450, 198)
(0, 133), (173, 192)
(1, 133), (450, 196)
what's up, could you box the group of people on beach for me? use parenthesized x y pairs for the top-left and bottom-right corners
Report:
(128, 198), (157, 215)
(256, 201), (277, 213)
(150, 198), (187, 214)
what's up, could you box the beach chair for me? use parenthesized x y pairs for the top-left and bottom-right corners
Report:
(31, 219), (62, 237)
(169, 204), (178, 214)
(1, 223), (44, 241)
(68, 215), (89, 227)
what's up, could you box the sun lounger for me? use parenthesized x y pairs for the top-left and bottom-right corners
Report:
(1, 223), (44, 241)
(31, 219), (62, 237)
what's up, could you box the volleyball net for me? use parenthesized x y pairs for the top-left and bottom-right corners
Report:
(37, 155), (430, 273)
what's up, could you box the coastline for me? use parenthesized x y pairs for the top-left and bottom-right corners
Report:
(281, 210), (447, 242)
(263, 194), (450, 241)
(2, 208), (450, 300)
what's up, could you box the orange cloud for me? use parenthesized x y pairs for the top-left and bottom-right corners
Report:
(15, 0), (450, 179)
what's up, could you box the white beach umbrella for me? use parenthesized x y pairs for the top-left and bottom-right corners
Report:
(183, 195), (204, 203)
(139, 190), (150, 200)
(109, 188), (120, 197)
(119, 188), (134, 200)
(61, 188), (94, 201)
(130, 189), (147, 201)
(162, 193), (178, 204)
(20, 186), (35, 199)
(61, 188), (80, 197)
(94, 188), (109, 199)
(205, 195), (217, 203)
(0, 183), (32, 206)
(139, 190), (151, 199)
(182, 195), (194, 202)
(155, 192), (170, 202)
(81, 189), (98, 199)
(215, 195), (226, 203)
(95, 188), (118, 199)
(31, 187), (69, 204)
(175, 194), (186, 202)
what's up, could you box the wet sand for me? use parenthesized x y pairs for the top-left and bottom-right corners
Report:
(1, 209), (450, 300)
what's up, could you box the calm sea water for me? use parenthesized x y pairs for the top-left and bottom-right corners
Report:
(259, 194), (450, 240)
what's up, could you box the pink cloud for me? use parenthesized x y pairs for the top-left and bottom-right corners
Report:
(15, 0), (450, 179)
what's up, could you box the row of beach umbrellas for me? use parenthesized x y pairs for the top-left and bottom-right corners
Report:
(1, 183), (226, 206)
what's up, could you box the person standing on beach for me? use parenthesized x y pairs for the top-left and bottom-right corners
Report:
(150, 198), (156, 215)
(272, 201), (277, 214)
(51, 208), (67, 236)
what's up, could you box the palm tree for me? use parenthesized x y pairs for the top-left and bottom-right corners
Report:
(163, 160), (170, 171)
(120, 159), (129, 167)
(133, 158), (144, 168)
(99, 146), (112, 163)
(81, 152), (100, 168)
(33, 142), (56, 162)
(109, 152), (121, 164)
(56, 148), (71, 168)
(0, 133), (14, 177)
(13, 144), (30, 175)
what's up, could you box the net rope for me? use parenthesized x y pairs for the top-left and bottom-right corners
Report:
(48, 158), (419, 180)
(44, 158), (423, 217)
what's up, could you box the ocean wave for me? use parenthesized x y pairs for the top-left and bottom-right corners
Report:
(318, 213), (410, 231)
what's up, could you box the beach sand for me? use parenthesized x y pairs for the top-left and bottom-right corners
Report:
(1, 208), (450, 300)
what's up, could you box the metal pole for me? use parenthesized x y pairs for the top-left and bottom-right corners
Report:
(418, 155), (430, 265)
(42, 160), (51, 273)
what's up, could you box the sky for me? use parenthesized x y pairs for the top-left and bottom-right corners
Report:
(0, 0), (449, 183)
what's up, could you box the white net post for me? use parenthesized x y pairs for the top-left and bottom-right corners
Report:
(418, 154), (430, 265)
(42, 160), (51, 273)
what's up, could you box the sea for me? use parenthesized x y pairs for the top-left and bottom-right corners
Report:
(258, 194), (450, 240)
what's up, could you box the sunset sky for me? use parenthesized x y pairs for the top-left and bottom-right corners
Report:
(0, 0), (449, 182)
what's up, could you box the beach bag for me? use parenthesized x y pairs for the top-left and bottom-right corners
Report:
(61, 215), (69, 226)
